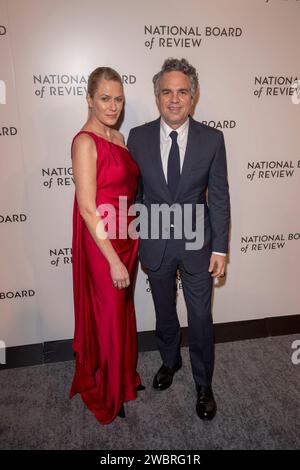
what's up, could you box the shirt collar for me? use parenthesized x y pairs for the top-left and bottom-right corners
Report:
(160, 117), (190, 141)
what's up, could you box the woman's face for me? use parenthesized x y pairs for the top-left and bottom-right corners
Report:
(87, 79), (124, 127)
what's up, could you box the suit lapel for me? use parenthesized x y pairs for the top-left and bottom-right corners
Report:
(150, 118), (173, 204)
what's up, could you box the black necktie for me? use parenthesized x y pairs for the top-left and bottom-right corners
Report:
(167, 130), (180, 200)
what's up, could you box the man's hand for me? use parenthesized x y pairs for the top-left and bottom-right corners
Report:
(208, 254), (226, 278)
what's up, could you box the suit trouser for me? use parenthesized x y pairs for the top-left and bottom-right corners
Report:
(147, 238), (214, 388)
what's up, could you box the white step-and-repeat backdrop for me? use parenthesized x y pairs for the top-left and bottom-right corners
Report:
(0, 0), (299, 348)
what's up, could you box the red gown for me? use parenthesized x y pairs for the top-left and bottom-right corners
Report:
(69, 131), (141, 424)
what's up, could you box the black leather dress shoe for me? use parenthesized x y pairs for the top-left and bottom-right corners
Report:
(153, 357), (182, 390)
(136, 384), (146, 392)
(117, 404), (125, 418)
(196, 386), (216, 421)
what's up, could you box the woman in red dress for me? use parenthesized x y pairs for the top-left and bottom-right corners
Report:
(69, 67), (143, 424)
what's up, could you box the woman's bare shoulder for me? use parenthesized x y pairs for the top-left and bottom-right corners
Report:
(113, 129), (125, 144)
(72, 132), (97, 161)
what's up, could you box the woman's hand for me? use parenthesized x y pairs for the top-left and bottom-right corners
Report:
(110, 261), (130, 289)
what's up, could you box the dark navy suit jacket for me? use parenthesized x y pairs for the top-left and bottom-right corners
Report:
(127, 117), (230, 273)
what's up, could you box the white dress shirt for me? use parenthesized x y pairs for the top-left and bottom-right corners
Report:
(160, 117), (189, 179)
(160, 117), (226, 257)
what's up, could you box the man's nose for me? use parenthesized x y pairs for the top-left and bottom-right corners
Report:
(170, 93), (180, 102)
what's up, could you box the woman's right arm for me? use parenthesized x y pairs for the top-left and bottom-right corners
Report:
(72, 134), (130, 289)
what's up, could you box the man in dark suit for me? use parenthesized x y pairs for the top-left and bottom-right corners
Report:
(127, 58), (230, 420)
